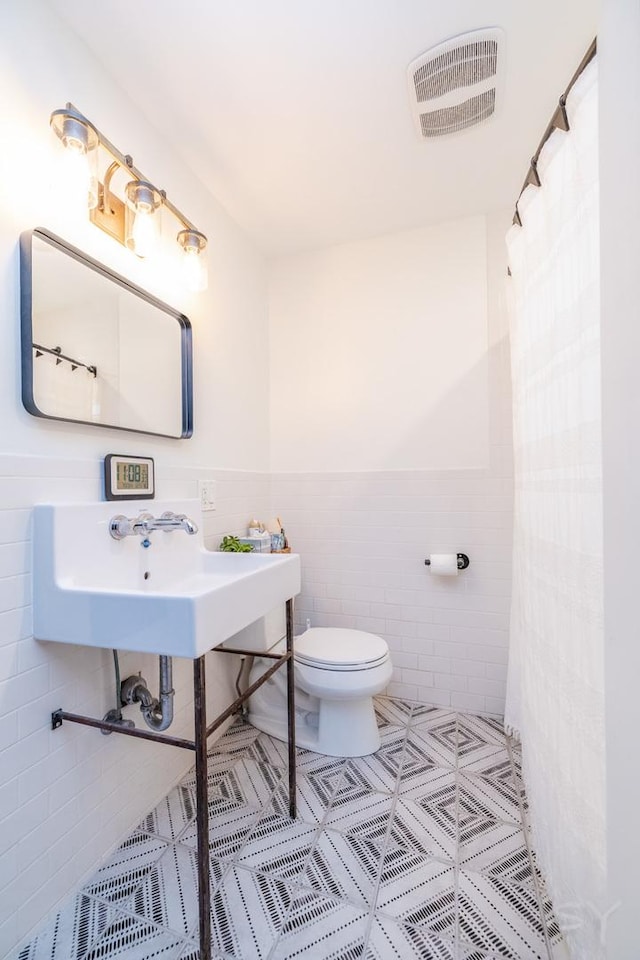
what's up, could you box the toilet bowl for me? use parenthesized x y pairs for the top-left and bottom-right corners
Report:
(248, 627), (392, 757)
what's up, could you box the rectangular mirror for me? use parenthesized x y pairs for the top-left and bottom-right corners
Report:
(20, 228), (193, 438)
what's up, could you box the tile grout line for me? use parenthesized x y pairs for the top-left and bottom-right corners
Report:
(355, 705), (413, 955)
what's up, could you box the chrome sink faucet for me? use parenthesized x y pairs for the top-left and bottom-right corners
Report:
(109, 510), (198, 540)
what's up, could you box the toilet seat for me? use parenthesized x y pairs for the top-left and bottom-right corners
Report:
(294, 628), (389, 672)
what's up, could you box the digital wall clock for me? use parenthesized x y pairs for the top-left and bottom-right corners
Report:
(104, 454), (155, 501)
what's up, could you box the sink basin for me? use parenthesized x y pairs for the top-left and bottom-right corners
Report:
(33, 500), (301, 658)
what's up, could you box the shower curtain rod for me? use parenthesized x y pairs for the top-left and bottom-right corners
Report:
(512, 37), (597, 228)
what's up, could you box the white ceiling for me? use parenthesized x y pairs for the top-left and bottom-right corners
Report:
(49, 0), (598, 256)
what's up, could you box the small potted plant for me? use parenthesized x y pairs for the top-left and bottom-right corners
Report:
(219, 535), (254, 553)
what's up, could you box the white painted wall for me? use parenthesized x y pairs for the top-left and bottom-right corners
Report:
(269, 213), (514, 715)
(599, 2), (640, 956)
(0, 2), (272, 956)
(269, 217), (489, 473)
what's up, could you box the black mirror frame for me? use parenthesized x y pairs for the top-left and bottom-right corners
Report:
(20, 227), (194, 439)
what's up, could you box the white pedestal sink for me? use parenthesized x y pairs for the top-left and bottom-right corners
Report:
(33, 499), (301, 658)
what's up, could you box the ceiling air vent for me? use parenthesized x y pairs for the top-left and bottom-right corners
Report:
(408, 28), (504, 139)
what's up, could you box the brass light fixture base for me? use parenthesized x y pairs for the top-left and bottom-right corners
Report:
(89, 184), (125, 245)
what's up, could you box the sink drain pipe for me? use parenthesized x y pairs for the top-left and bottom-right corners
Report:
(121, 656), (175, 732)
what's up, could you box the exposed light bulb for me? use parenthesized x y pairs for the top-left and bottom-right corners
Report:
(182, 246), (208, 292)
(50, 111), (100, 209)
(125, 181), (162, 259)
(60, 140), (99, 210)
(177, 229), (208, 292)
(130, 209), (160, 259)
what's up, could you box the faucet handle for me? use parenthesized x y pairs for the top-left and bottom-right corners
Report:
(109, 515), (133, 540)
(134, 512), (155, 536)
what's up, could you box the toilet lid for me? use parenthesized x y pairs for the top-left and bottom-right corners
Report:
(294, 628), (389, 668)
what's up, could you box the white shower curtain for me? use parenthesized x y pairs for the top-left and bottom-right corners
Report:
(505, 59), (606, 960)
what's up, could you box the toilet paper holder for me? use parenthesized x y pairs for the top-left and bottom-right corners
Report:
(424, 553), (470, 570)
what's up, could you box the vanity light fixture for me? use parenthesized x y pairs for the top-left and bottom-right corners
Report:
(50, 103), (208, 291)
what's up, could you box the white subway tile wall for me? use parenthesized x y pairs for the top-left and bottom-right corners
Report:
(0, 456), (270, 959)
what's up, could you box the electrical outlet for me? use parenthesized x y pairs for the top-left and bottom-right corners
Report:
(198, 480), (216, 512)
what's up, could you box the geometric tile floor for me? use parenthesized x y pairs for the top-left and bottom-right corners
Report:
(14, 698), (565, 960)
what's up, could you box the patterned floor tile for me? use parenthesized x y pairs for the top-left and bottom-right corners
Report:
(15, 895), (112, 960)
(342, 733), (407, 794)
(212, 717), (261, 756)
(508, 738), (522, 756)
(175, 945), (198, 960)
(458, 747), (514, 782)
(458, 871), (549, 959)
(378, 723), (407, 750)
(83, 833), (169, 904)
(300, 828), (382, 907)
(270, 889), (369, 958)
(458, 715), (506, 748)
(458, 774), (522, 827)
(366, 915), (457, 960)
(246, 732), (291, 769)
(389, 797), (457, 862)
(409, 708), (457, 730)
(269, 768), (340, 825)
(537, 880), (566, 956)
(175, 943), (227, 960)
(211, 757), (282, 809)
(376, 850), (456, 941)
(16, 704), (557, 960)
(457, 947), (508, 960)
(179, 794), (261, 861)
(397, 766), (456, 804)
(324, 790), (394, 846)
(404, 720), (457, 769)
(294, 749), (349, 777)
(206, 866), (294, 959)
(137, 785), (197, 842)
(375, 696), (415, 727)
(456, 717), (509, 778)
(459, 819), (534, 887)
(127, 844), (223, 938)
(84, 913), (185, 959)
(180, 751), (240, 793)
(509, 748), (527, 805)
(236, 811), (317, 882)
(397, 739), (451, 789)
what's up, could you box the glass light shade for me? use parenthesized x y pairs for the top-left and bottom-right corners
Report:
(50, 110), (99, 209)
(125, 181), (162, 259)
(177, 229), (208, 292)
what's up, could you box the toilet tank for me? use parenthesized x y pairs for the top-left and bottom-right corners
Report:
(225, 604), (286, 652)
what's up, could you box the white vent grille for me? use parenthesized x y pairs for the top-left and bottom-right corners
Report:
(408, 28), (504, 139)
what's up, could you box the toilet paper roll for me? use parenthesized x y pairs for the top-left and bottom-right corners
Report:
(427, 554), (459, 576)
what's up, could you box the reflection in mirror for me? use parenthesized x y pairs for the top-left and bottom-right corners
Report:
(20, 229), (193, 438)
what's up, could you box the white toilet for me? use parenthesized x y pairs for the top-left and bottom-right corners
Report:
(246, 617), (392, 757)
